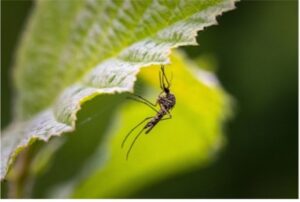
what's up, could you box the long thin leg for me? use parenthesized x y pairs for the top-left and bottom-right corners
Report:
(161, 65), (168, 83)
(159, 71), (163, 90)
(127, 97), (159, 113)
(162, 112), (172, 120)
(126, 113), (172, 159)
(126, 126), (146, 160)
(121, 116), (152, 148)
(161, 117), (171, 121)
(166, 110), (172, 119)
(131, 94), (157, 107)
(161, 65), (170, 88)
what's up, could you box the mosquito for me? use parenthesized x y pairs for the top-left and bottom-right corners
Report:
(121, 65), (176, 160)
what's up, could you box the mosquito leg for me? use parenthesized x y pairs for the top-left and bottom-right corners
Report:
(161, 117), (171, 121)
(161, 113), (172, 121)
(126, 97), (159, 113)
(131, 94), (157, 107)
(126, 126), (146, 160)
(159, 70), (163, 90)
(160, 111), (172, 121)
(161, 65), (170, 88)
(121, 116), (152, 148)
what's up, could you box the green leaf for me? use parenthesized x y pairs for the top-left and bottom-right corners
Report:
(1, 0), (236, 181)
(71, 52), (232, 198)
(31, 51), (232, 198)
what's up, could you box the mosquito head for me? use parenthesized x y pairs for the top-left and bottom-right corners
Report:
(164, 87), (170, 94)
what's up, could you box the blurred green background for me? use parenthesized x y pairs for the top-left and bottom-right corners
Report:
(1, 0), (298, 198)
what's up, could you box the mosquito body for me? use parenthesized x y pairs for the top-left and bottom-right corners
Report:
(122, 65), (176, 160)
(145, 92), (176, 134)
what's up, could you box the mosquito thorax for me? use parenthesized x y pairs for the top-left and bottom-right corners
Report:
(167, 93), (176, 107)
(158, 92), (175, 110)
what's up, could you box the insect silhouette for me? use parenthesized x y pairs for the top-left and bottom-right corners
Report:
(121, 65), (176, 160)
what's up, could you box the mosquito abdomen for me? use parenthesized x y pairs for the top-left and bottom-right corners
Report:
(145, 112), (165, 134)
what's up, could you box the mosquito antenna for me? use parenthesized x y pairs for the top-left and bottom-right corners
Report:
(126, 126), (146, 160)
(121, 117), (152, 148)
